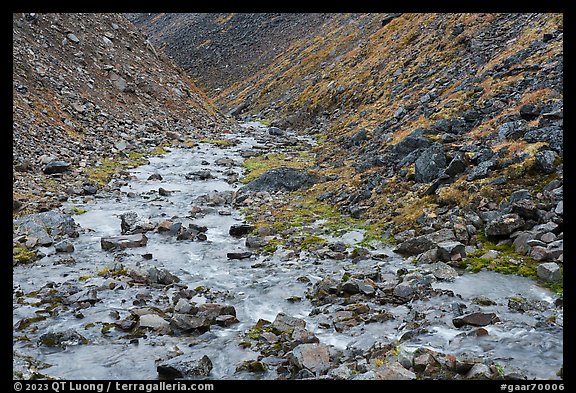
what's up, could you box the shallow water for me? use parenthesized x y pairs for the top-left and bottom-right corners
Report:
(13, 128), (562, 380)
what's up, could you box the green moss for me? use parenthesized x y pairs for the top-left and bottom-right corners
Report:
(246, 327), (262, 340)
(79, 275), (92, 282)
(13, 246), (37, 265)
(299, 235), (328, 250)
(150, 145), (169, 155)
(16, 315), (48, 331)
(84, 150), (148, 186)
(199, 138), (235, 147)
(72, 207), (88, 215)
(241, 152), (315, 184)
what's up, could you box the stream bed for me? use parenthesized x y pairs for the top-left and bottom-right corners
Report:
(13, 125), (563, 380)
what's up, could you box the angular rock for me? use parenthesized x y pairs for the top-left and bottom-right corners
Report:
(157, 354), (213, 378)
(170, 314), (211, 333)
(374, 361), (417, 380)
(535, 150), (558, 174)
(119, 211), (155, 234)
(272, 312), (306, 335)
(54, 240), (74, 253)
(139, 314), (170, 333)
(427, 262), (458, 280)
(453, 312), (500, 328)
(289, 343), (331, 374)
(510, 189), (531, 204)
(147, 173), (163, 181)
(393, 283), (414, 299)
(536, 262), (562, 282)
(467, 160), (495, 181)
(39, 329), (87, 348)
(485, 214), (524, 237)
(174, 298), (197, 314)
(394, 236), (435, 256)
(43, 160), (71, 175)
(101, 234), (148, 251)
(227, 251), (252, 260)
(215, 315), (239, 327)
(229, 224), (255, 237)
(239, 168), (324, 192)
(466, 363), (492, 379)
(414, 143), (446, 183)
(246, 235), (268, 248)
(436, 241), (466, 262)
(14, 211), (78, 246)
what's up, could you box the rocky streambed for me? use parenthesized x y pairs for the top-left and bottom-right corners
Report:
(13, 123), (563, 380)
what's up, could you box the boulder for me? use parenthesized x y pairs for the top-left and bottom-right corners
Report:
(535, 150), (558, 174)
(39, 329), (88, 348)
(289, 343), (331, 374)
(170, 314), (211, 334)
(485, 214), (524, 237)
(43, 160), (70, 174)
(239, 168), (324, 192)
(119, 211), (154, 234)
(272, 312), (306, 335)
(157, 354), (213, 378)
(14, 211), (78, 246)
(427, 262), (458, 280)
(414, 143), (446, 183)
(229, 224), (255, 237)
(536, 262), (562, 282)
(436, 241), (466, 262)
(101, 234), (148, 251)
(138, 314), (170, 333)
(453, 312), (500, 328)
(394, 236), (435, 256)
(227, 251), (252, 260)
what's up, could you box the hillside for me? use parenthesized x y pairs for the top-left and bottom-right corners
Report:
(13, 13), (234, 216)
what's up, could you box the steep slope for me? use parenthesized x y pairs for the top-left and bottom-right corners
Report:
(13, 13), (234, 216)
(135, 13), (563, 287)
(125, 13), (335, 94)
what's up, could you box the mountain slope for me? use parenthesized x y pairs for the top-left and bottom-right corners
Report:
(13, 13), (233, 215)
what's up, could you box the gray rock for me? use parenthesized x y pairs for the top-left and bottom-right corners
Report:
(427, 262), (458, 280)
(414, 143), (446, 183)
(485, 214), (524, 237)
(467, 160), (496, 181)
(170, 314), (211, 333)
(130, 266), (180, 285)
(139, 314), (170, 333)
(393, 283), (414, 299)
(272, 312), (306, 334)
(394, 236), (435, 256)
(535, 150), (558, 174)
(466, 363), (492, 379)
(289, 343), (331, 374)
(445, 155), (467, 177)
(350, 128), (368, 146)
(268, 126), (285, 136)
(14, 211), (78, 246)
(157, 354), (213, 378)
(510, 189), (532, 204)
(246, 235), (268, 248)
(341, 279), (360, 295)
(101, 233), (148, 251)
(239, 168), (324, 192)
(530, 246), (552, 261)
(536, 262), (562, 282)
(54, 240), (74, 253)
(327, 364), (352, 380)
(394, 106), (407, 119)
(43, 160), (71, 174)
(119, 211), (154, 234)
(227, 251), (252, 260)
(39, 329), (87, 348)
(174, 298), (197, 314)
(66, 33), (80, 43)
(436, 241), (466, 262)
(555, 201), (563, 215)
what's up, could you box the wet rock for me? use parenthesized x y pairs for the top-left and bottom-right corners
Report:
(227, 251), (252, 260)
(101, 233), (148, 251)
(555, 201), (563, 215)
(229, 224), (255, 237)
(536, 262), (562, 282)
(246, 235), (268, 248)
(39, 329), (88, 348)
(43, 160), (71, 174)
(157, 354), (213, 378)
(289, 343), (331, 375)
(341, 279), (360, 295)
(328, 364), (352, 380)
(453, 312), (500, 328)
(467, 160), (496, 181)
(198, 303), (237, 320)
(215, 315), (239, 327)
(147, 173), (163, 180)
(427, 262), (458, 280)
(170, 314), (211, 334)
(174, 298), (198, 314)
(510, 189), (532, 204)
(239, 168), (324, 192)
(436, 241), (466, 262)
(268, 126), (285, 136)
(466, 363), (492, 379)
(138, 314), (170, 333)
(414, 143), (446, 183)
(158, 187), (172, 196)
(236, 360), (268, 373)
(119, 212), (154, 234)
(14, 211), (78, 246)
(129, 266), (180, 285)
(54, 240), (74, 253)
(272, 312), (306, 335)
(485, 214), (524, 237)
(393, 283), (414, 299)
(67, 288), (98, 305)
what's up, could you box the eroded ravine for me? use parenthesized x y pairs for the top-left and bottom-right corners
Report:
(13, 123), (562, 380)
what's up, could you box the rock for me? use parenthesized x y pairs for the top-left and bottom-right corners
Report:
(535, 150), (558, 174)
(236, 360), (268, 373)
(119, 211), (154, 234)
(272, 312), (306, 334)
(341, 279), (360, 295)
(393, 283), (414, 299)
(54, 240), (74, 253)
(14, 210), (78, 246)
(239, 168), (324, 192)
(328, 364), (352, 380)
(158, 187), (172, 196)
(229, 101), (248, 117)
(170, 314), (211, 333)
(289, 343), (331, 374)
(555, 201), (563, 215)
(427, 262), (458, 280)
(392, 129), (431, 156)
(530, 246), (552, 261)
(66, 33), (80, 43)
(466, 363), (492, 379)
(66, 288), (98, 305)
(246, 235), (268, 248)
(453, 312), (500, 328)
(268, 126), (285, 136)
(130, 266), (180, 285)
(381, 13), (402, 27)
(39, 329), (87, 348)
(215, 315), (239, 327)
(510, 189), (532, 204)
(394, 106), (407, 119)
(414, 143), (446, 183)
(536, 262), (562, 282)
(101, 234), (148, 251)
(436, 241), (466, 262)
(157, 354), (213, 378)
(174, 298), (197, 314)
(227, 251), (252, 260)
(374, 361), (417, 380)
(43, 160), (71, 175)
(139, 314), (170, 333)
(445, 155), (467, 177)
(394, 236), (435, 256)
(350, 128), (367, 146)
(229, 224), (255, 237)
(519, 104), (541, 120)
(148, 173), (163, 180)
(467, 160), (496, 181)
(485, 214), (524, 237)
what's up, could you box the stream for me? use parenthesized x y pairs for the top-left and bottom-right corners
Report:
(13, 124), (563, 380)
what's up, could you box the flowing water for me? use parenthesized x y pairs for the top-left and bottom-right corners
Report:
(13, 125), (563, 380)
